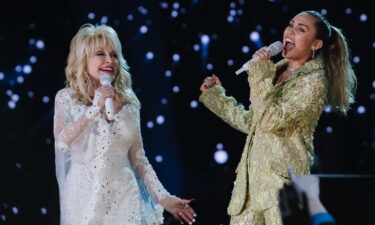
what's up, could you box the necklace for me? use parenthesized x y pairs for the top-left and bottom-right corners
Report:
(286, 67), (298, 72)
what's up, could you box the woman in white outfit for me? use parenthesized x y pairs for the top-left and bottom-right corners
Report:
(53, 23), (196, 225)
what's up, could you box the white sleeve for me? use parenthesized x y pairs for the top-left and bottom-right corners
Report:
(128, 108), (170, 202)
(53, 89), (100, 152)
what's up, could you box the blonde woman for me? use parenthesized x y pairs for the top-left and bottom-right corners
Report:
(53, 24), (196, 225)
(199, 10), (356, 224)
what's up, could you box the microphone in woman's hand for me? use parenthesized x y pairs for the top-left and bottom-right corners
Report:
(100, 75), (115, 120)
(235, 41), (283, 75)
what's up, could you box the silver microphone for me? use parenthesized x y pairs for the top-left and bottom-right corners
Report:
(99, 75), (115, 120)
(235, 41), (283, 75)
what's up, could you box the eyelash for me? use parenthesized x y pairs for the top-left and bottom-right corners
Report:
(96, 52), (118, 58)
(288, 23), (305, 32)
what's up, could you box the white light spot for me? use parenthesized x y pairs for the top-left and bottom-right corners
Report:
(156, 115), (165, 125)
(173, 2), (180, 9)
(100, 16), (108, 24)
(127, 14), (134, 21)
(324, 105), (332, 113)
(0, 72), (4, 80)
(23, 64), (32, 74)
(214, 150), (228, 164)
(360, 14), (367, 22)
(193, 44), (200, 51)
(345, 8), (352, 14)
(171, 10), (178, 18)
(30, 56), (37, 64)
(372, 42), (375, 49)
(370, 94), (375, 100)
(29, 38), (35, 45)
(155, 155), (163, 163)
(190, 100), (198, 108)
(242, 46), (249, 53)
(165, 70), (172, 77)
(1, 214), (6, 221)
(237, 9), (243, 15)
(206, 63), (213, 70)
(172, 85), (180, 93)
(250, 31), (260, 42)
(172, 54), (180, 62)
(140, 25), (148, 34)
(36, 40), (45, 50)
(138, 6), (148, 15)
(372, 80), (375, 88)
(8, 101), (16, 109)
(326, 126), (333, 133)
(88, 12), (95, 20)
(6, 90), (13, 96)
(11, 94), (19, 102)
(353, 56), (360, 64)
(161, 98), (168, 105)
(227, 16), (234, 23)
(229, 9), (236, 16)
(160, 2), (168, 9)
(230, 2), (236, 8)
(321, 9), (327, 16)
(12, 206), (18, 215)
(28, 91), (34, 98)
(357, 105), (366, 114)
(201, 34), (210, 45)
(146, 51), (154, 60)
(42, 96), (50, 103)
(227, 59), (234, 66)
(216, 143), (223, 150)
(15, 65), (22, 72)
(40, 207), (47, 215)
(147, 121), (154, 128)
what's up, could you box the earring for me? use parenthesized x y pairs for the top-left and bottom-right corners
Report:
(311, 49), (315, 59)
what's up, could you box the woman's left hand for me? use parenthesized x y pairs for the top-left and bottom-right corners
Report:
(160, 196), (196, 224)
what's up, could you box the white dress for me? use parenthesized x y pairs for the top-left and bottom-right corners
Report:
(53, 88), (169, 225)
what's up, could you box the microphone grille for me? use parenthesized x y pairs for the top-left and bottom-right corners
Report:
(268, 41), (283, 56)
(100, 75), (112, 85)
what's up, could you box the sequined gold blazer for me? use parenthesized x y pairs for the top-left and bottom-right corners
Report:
(199, 57), (327, 215)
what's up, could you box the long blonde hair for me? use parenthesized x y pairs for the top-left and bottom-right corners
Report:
(65, 23), (140, 107)
(305, 11), (357, 114)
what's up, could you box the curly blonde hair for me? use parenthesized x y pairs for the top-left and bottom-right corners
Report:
(65, 23), (140, 107)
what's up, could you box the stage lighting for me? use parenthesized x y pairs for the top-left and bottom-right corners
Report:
(326, 126), (333, 133)
(360, 14), (368, 22)
(36, 40), (45, 50)
(353, 56), (360, 64)
(42, 96), (50, 103)
(29, 56), (37, 64)
(8, 101), (15, 109)
(357, 106), (366, 114)
(165, 70), (172, 77)
(87, 12), (95, 20)
(156, 115), (165, 125)
(147, 121), (154, 129)
(146, 51), (154, 60)
(190, 100), (198, 108)
(155, 155), (163, 163)
(0, 72), (4, 80)
(172, 85), (180, 93)
(23, 64), (32, 74)
(214, 150), (228, 164)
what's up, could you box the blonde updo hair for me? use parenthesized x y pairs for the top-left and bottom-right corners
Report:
(65, 23), (140, 107)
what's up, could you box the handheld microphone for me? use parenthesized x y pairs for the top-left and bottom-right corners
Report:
(235, 41), (283, 75)
(99, 75), (115, 120)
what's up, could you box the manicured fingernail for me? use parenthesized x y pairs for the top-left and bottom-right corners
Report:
(193, 213), (197, 217)
(192, 219), (196, 222)
(189, 222), (192, 225)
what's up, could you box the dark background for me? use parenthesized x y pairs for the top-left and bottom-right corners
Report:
(0, 0), (374, 224)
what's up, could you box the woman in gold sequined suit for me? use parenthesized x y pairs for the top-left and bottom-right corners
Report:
(199, 11), (356, 225)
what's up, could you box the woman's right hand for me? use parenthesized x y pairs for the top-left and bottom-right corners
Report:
(94, 85), (116, 108)
(200, 74), (221, 92)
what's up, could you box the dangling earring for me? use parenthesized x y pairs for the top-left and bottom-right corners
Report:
(311, 49), (315, 59)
